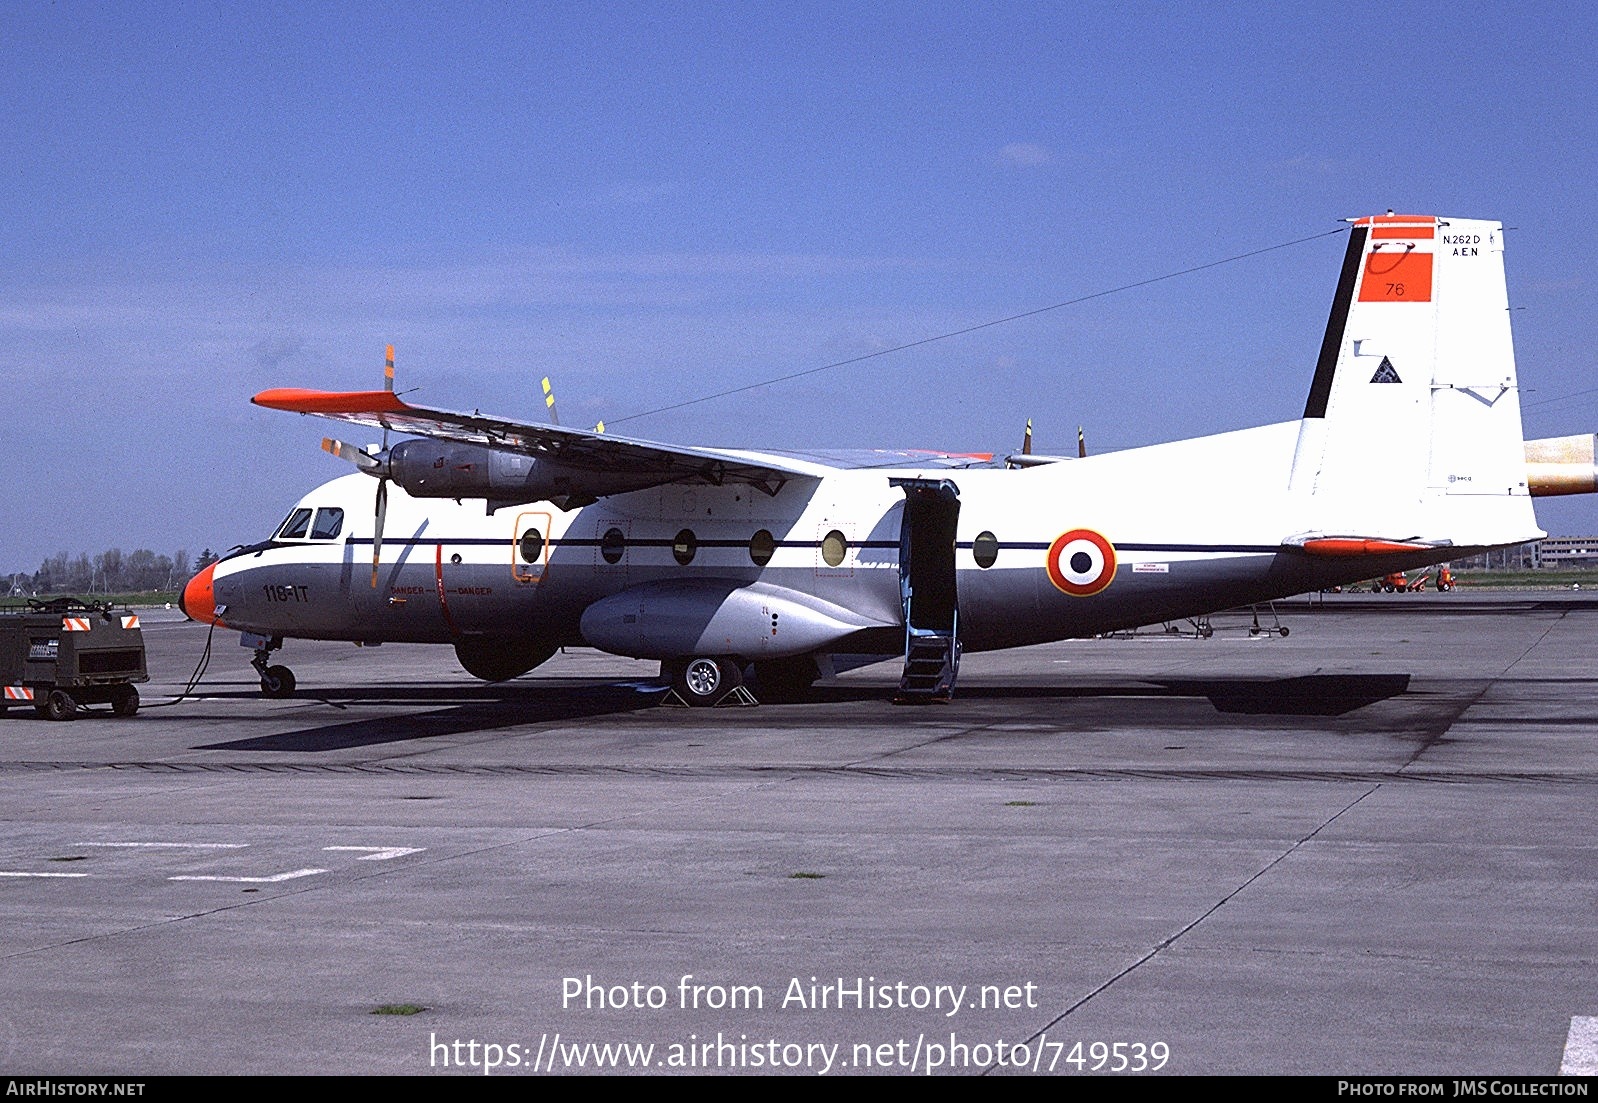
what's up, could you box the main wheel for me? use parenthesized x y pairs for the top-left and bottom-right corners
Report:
(44, 690), (75, 722)
(673, 656), (741, 706)
(111, 685), (139, 717)
(260, 665), (296, 699)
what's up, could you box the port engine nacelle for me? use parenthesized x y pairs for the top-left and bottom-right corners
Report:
(387, 440), (666, 510)
(579, 579), (887, 661)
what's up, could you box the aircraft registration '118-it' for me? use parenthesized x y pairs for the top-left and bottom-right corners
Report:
(179, 215), (1598, 705)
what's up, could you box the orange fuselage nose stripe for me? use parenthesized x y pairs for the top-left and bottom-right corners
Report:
(180, 563), (220, 625)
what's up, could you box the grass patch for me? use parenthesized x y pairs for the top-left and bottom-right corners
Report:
(0, 591), (181, 610)
(1004, 801), (1036, 807)
(371, 1004), (427, 1016)
(788, 872), (825, 880)
(1452, 569), (1598, 590)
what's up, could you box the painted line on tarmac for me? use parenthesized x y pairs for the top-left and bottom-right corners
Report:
(323, 846), (425, 861)
(0, 871), (88, 878)
(170, 868), (328, 883)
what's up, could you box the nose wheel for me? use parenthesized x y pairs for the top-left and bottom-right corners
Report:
(249, 637), (296, 698)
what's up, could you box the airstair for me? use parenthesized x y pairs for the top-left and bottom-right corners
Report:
(892, 479), (962, 703)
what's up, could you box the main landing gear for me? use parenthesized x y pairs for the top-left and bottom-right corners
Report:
(660, 655), (822, 706)
(662, 656), (758, 707)
(250, 637), (296, 698)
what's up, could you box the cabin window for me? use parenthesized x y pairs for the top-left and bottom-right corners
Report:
(820, 529), (847, 567)
(673, 529), (697, 566)
(277, 508), (313, 540)
(973, 531), (999, 569)
(518, 528), (544, 563)
(749, 529), (776, 567)
(311, 508), (345, 540)
(600, 527), (626, 565)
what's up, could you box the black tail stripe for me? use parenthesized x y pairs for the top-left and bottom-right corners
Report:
(1302, 226), (1367, 419)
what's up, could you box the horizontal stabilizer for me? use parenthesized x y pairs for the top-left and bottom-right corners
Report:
(1525, 434), (1598, 497)
(1286, 536), (1447, 557)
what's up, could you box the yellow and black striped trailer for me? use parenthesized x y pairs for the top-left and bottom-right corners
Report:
(0, 599), (148, 720)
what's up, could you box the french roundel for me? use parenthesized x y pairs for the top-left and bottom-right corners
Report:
(1046, 529), (1117, 597)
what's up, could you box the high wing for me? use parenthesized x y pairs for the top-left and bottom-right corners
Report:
(253, 387), (832, 499)
(253, 387), (996, 504)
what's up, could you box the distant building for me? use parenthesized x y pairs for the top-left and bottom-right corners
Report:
(1453, 537), (1598, 570)
(1532, 536), (1598, 568)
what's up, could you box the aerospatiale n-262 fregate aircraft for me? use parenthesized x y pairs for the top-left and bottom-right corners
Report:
(180, 214), (1598, 705)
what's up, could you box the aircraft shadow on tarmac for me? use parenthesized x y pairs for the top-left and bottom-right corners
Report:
(952, 674), (1413, 716)
(192, 672), (1415, 752)
(193, 681), (670, 752)
(1151, 673), (1412, 716)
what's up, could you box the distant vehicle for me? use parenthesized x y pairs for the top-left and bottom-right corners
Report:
(1365, 565), (1453, 593)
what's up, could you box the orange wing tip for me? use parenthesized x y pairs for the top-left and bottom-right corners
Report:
(1295, 538), (1439, 557)
(253, 388), (410, 414)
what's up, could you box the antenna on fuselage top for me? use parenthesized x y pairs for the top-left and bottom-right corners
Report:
(542, 374), (606, 434)
(541, 376), (560, 426)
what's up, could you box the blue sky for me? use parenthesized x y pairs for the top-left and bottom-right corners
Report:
(3, 1), (1596, 575)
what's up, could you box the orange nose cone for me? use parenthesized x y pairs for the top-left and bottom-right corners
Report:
(179, 563), (220, 625)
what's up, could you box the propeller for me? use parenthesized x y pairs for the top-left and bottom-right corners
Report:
(541, 376), (560, 426)
(371, 346), (398, 586)
(1021, 418), (1032, 456)
(320, 437), (384, 475)
(1078, 425), (1087, 458)
(543, 372), (606, 432)
(322, 437), (391, 588)
(318, 344), (399, 587)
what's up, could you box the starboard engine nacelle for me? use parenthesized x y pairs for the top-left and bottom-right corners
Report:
(579, 579), (889, 661)
(386, 440), (665, 510)
(453, 636), (557, 682)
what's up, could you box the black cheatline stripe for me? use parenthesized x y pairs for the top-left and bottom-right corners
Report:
(341, 536), (1281, 555)
(343, 536), (906, 550)
(953, 542), (1279, 554)
(1302, 225), (1367, 419)
(344, 537), (507, 547)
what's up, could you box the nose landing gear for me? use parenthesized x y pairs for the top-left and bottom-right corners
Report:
(249, 636), (296, 698)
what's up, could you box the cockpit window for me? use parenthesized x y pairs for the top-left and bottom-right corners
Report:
(277, 508), (313, 540)
(276, 506), (344, 541)
(311, 508), (344, 540)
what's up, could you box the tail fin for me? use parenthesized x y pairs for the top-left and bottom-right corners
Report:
(1287, 214), (1541, 549)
